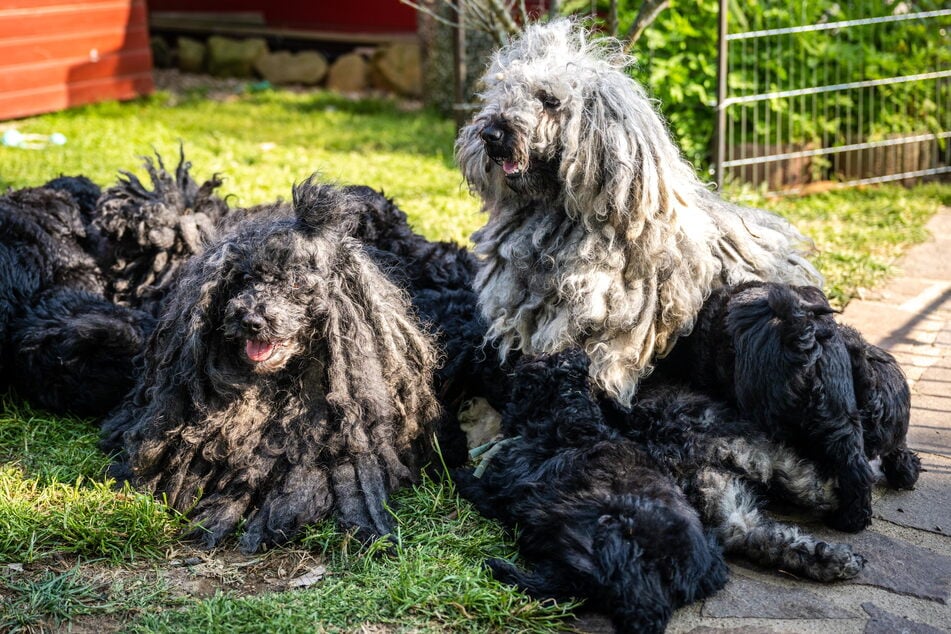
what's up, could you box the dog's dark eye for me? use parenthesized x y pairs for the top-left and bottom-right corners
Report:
(538, 92), (561, 110)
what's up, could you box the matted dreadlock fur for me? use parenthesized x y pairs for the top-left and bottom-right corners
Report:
(101, 179), (442, 552)
(456, 19), (822, 406)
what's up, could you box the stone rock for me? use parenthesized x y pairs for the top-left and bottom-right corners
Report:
(701, 575), (854, 619)
(151, 36), (173, 69)
(371, 41), (422, 96)
(862, 602), (944, 634)
(326, 53), (368, 93)
(206, 36), (268, 78)
(253, 50), (328, 86)
(874, 452), (951, 535)
(847, 530), (951, 603)
(177, 37), (206, 73)
(687, 625), (776, 634)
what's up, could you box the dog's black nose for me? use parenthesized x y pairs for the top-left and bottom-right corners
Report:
(480, 124), (505, 143)
(242, 313), (266, 334)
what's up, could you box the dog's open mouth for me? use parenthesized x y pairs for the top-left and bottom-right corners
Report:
(501, 159), (522, 176)
(245, 338), (285, 363)
(489, 154), (525, 177)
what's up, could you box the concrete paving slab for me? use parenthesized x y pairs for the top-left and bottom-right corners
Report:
(907, 423), (951, 458)
(893, 213), (951, 281)
(860, 602), (945, 634)
(701, 576), (855, 619)
(874, 453), (951, 535)
(687, 625), (776, 634)
(845, 531), (951, 604)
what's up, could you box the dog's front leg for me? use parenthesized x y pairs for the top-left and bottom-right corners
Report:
(817, 419), (876, 533)
(693, 468), (865, 581)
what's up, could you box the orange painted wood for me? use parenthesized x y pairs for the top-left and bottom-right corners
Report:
(0, 73), (153, 121)
(0, 50), (152, 93)
(0, 0), (152, 121)
(0, 3), (147, 40)
(0, 27), (150, 66)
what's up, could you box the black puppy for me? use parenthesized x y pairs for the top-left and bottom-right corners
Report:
(458, 350), (868, 633)
(455, 352), (729, 634)
(0, 184), (148, 416)
(9, 287), (153, 417)
(94, 149), (231, 315)
(659, 281), (920, 532)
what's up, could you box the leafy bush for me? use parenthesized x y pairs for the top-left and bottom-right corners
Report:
(566, 0), (951, 176)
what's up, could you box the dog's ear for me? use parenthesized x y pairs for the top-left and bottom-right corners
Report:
(293, 176), (361, 236)
(319, 246), (441, 462)
(559, 69), (694, 231)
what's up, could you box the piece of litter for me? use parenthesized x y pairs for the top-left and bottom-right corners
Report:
(287, 565), (327, 589)
(2, 129), (67, 149)
(6, 563), (24, 572)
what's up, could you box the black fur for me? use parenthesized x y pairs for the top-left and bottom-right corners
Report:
(659, 282), (920, 532)
(455, 352), (728, 634)
(101, 179), (443, 552)
(95, 148), (230, 314)
(458, 349), (867, 633)
(0, 176), (152, 417)
(346, 186), (511, 465)
(9, 287), (153, 417)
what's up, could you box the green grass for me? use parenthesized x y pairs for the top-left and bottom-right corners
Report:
(133, 472), (575, 633)
(763, 183), (950, 306)
(0, 86), (948, 631)
(0, 565), (174, 633)
(0, 90), (479, 244)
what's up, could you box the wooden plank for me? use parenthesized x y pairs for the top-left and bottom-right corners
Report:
(0, 2), (147, 39)
(0, 28), (150, 67)
(0, 73), (153, 121)
(0, 50), (152, 93)
(149, 15), (416, 45)
(0, 0), (131, 9)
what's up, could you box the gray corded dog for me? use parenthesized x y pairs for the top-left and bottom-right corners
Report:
(456, 20), (822, 406)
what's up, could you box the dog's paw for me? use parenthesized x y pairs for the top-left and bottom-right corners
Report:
(881, 448), (921, 490)
(808, 541), (866, 581)
(485, 558), (523, 586)
(826, 484), (872, 533)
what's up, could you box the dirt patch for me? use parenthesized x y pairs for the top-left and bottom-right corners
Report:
(1, 546), (329, 632)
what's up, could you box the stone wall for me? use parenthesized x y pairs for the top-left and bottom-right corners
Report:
(151, 34), (422, 98)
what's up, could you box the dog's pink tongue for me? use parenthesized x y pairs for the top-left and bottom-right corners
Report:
(245, 339), (275, 362)
(502, 160), (520, 175)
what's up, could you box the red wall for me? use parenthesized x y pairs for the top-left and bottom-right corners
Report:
(0, 0), (153, 121)
(148, 0), (419, 33)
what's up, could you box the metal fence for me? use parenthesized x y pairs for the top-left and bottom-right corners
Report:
(714, 1), (951, 193)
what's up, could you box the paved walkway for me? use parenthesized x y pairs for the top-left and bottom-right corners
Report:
(582, 210), (951, 633)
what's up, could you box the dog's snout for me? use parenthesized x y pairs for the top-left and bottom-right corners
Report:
(242, 312), (266, 334)
(480, 124), (505, 144)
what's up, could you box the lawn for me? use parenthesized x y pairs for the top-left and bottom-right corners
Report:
(0, 84), (948, 632)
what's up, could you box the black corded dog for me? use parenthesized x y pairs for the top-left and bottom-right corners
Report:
(101, 180), (443, 552)
(659, 281), (920, 532)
